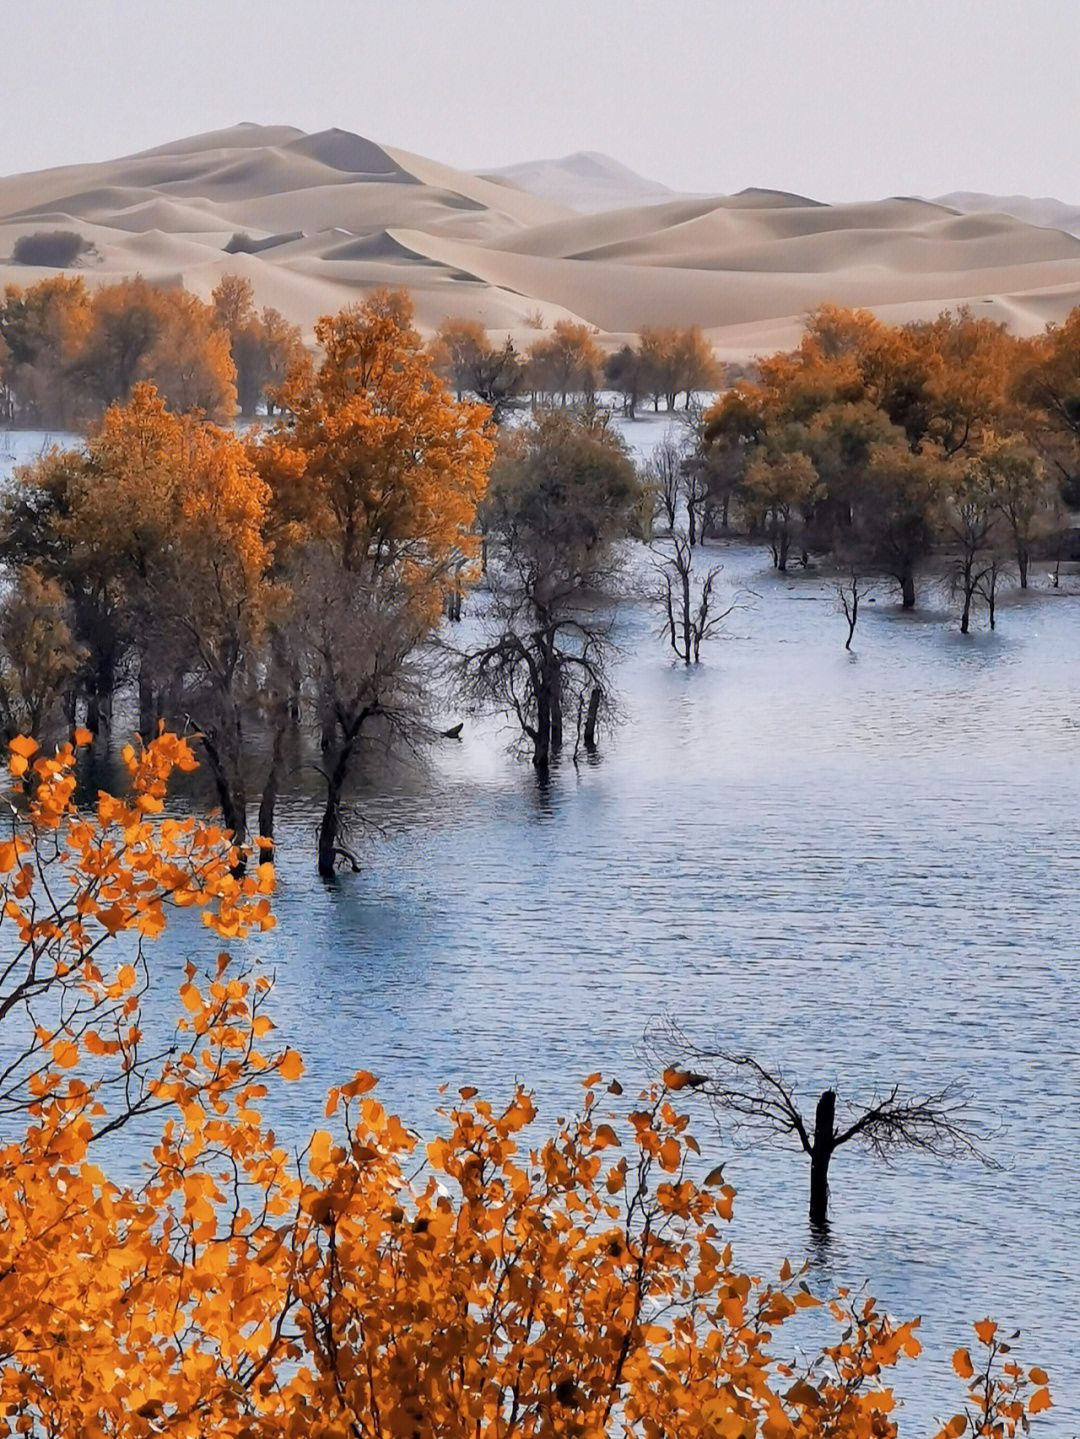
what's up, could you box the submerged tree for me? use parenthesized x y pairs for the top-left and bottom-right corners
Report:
(265, 289), (494, 875)
(834, 567), (876, 651)
(654, 537), (730, 665)
(463, 410), (642, 768)
(649, 1020), (997, 1229)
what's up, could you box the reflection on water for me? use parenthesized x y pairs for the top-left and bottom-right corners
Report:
(4, 426), (1080, 1429)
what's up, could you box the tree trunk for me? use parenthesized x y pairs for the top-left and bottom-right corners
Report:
(550, 665), (563, 753)
(533, 678), (551, 770)
(86, 679), (100, 737)
(138, 661), (156, 740)
(320, 701), (336, 753)
(1017, 548), (1029, 589)
(199, 733), (247, 873)
(158, 674), (183, 733)
(681, 566), (692, 665)
(960, 585), (972, 634)
(583, 687), (601, 752)
(845, 589), (858, 651)
(809, 1089), (836, 1228)
(317, 740), (353, 879)
(257, 719), (287, 867)
(900, 568), (916, 610)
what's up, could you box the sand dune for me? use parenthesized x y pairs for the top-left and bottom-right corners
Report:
(2, 124), (1080, 360)
(479, 152), (679, 213)
(934, 191), (1080, 239)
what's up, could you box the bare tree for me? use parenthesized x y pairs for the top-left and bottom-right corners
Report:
(647, 1018), (998, 1229)
(834, 568), (877, 651)
(645, 438), (684, 534)
(653, 538), (731, 665)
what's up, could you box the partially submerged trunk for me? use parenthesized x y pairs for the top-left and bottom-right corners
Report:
(199, 729), (248, 873)
(257, 717), (288, 867)
(809, 1089), (836, 1229)
(583, 687), (602, 752)
(138, 658), (156, 740)
(316, 706), (376, 879)
(317, 740), (353, 879)
(900, 567), (916, 610)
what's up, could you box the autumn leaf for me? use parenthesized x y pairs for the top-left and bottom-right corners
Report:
(278, 1049), (304, 1081)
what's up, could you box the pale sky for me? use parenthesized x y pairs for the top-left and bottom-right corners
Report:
(4, 0), (1079, 203)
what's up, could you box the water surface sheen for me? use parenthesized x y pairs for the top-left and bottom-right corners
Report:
(251, 539), (1079, 1434)
(5, 425), (1080, 1431)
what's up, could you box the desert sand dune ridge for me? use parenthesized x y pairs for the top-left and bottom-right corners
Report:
(4, 124), (1080, 358)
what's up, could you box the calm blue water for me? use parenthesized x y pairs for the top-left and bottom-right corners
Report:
(4, 421), (1079, 1433)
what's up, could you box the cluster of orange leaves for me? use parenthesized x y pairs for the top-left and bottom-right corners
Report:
(0, 734), (1053, 1436)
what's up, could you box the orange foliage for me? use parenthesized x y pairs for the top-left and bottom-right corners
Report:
(0, 274), (237, 426)
(267, 288), (494, 588)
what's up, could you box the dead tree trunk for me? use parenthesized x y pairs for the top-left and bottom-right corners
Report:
(809, 1089), (836, 1229)
(900, 567), (916, 610)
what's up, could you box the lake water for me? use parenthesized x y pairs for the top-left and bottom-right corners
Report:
(3, 418), (1079, 1433)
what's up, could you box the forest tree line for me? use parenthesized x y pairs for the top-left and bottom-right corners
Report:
(4, 280), (1080, 862)
(0, 273), (306, 426)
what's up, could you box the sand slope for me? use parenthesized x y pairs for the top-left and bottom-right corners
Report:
(934, 191), (1080, 239)
(479, 152), (681, 213)
(2, 125), (1080, 358)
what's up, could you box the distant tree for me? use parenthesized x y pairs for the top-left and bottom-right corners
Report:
(861, 439), (951, 608)
(430, 317), (490, 401)
(673, 325), (722, 407)
(12, 230), (92, 268)
(604, 343), (646, 418)
(638, 326), (682, 412)
(430, 318), (523, 420)
(947, 460), (1008, 634)
(972, 435), (1052, 589)
(743, 448), (818, 571)
(68, 276), (165, 410)
(650, 1019), (998, 1229)
(0, 566), (82, 740)
(638, 326), (721, 411)
(66, 277), (237, 421)
(0, 276), (91, 426)
(526, 321), (603, 407)
(834, 568), (877, 651)
(644, 437), (685, 532)
(258, 306), (309, 414)
(150, 287), (237, 419)
(212, 275), (306, 418)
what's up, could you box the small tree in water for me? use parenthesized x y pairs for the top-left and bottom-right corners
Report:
(648, 1019), (998, 1230)
(653, 537), (731, 665)
(834, 567), (878, 650)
